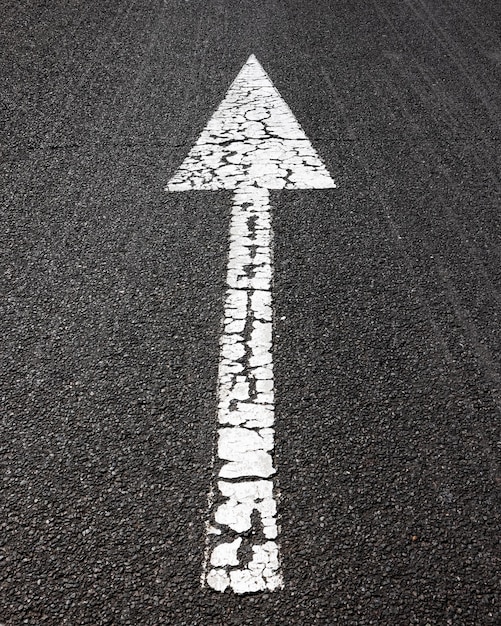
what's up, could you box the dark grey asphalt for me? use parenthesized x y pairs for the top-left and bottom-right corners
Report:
(1, 0), (500, 624)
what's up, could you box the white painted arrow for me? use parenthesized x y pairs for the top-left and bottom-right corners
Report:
(167, 55), (335, 594)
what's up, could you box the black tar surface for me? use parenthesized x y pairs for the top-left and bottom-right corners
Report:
(1, 0), (500, 624)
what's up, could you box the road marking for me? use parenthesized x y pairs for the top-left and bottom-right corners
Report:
(167, 54), (335, 593)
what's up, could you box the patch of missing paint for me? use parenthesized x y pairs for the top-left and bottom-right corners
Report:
(166, 55), (335, 192)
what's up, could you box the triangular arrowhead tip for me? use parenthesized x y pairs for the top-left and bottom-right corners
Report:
(167, 55), (336, 191)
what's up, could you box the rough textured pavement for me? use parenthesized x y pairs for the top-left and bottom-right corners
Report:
(1, 0), (500, 624)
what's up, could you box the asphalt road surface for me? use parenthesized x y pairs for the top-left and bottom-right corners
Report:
(1, 0), (500, 624)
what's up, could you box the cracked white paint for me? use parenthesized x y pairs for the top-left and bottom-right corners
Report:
(166, 54), (335, 594)
(166, 55), (334, 193)
(210, 537), (242, 567)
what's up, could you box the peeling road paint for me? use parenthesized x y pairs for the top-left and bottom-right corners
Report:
(167, 54), (335, 593)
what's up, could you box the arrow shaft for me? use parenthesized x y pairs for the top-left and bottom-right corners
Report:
(203, 187), (283, 594)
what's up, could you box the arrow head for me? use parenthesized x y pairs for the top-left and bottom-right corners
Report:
(167, 55), (335, 191)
